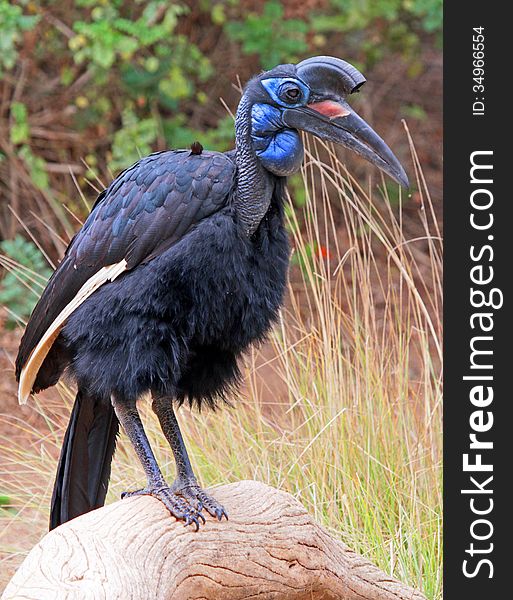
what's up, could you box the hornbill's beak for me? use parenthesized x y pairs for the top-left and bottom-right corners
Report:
(282, 56), (409, 188)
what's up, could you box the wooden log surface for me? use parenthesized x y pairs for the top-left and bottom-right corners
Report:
(2, 480), (426, 600)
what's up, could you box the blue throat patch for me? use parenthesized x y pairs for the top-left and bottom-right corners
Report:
(250, 103), (304, 177)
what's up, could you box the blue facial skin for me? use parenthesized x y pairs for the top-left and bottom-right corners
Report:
(251, 103), (303, 176)
(251, 77), (311, 177)
(260, 77), (310, 108)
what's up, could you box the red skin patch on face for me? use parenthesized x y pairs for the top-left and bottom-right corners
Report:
(307, 100), (350, 119)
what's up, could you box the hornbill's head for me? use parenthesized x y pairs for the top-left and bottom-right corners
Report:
(242, 56), (409, 188)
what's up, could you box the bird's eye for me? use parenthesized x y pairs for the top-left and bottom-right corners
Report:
(281, 85), (301, 103)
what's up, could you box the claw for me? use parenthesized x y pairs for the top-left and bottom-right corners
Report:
(121, 482), (227, 530)
(217, 508), (229, 521)
(184, 514), (200, 531)
(121, 486), (206, 530)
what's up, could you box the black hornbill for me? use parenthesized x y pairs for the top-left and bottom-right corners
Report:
(16, 56), (408, 530)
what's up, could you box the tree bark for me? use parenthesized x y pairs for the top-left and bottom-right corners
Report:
(2, 480), (426, 600)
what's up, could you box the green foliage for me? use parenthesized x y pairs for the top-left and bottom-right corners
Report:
(163, 115), (235, 153)
(71, 2), (187, 69)
(0, 236), (52, 329)
(287, 173), (307, 208)
(111, 108), (158, 171)
(9, 101), (30, 145)
(18, 145), (49, 191)
(8, 101), (49, 192)
(67, 0), (441, 173)
(0, 0), (442, 196)
(313, 0), (442, 64)
(0, 1), (39, 74)
(225, 1), (308, 69)
(120, 35), (212, 110)
(62, 1), (217, 171)
(314, 0), (442, 33)
(408, 0), (443, 33)
(401, 103), (427, 121)
(0, 494), (13, 513)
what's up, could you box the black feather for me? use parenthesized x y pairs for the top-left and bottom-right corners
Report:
(17, 119), (289, 530)
(60, 179), (289, 407)
(15, 150), (236, 382)
(50, 391), (119, 530)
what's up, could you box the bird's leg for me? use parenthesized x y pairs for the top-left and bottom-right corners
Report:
(152, 396), (228, 521)
(111, 394), (204, 529)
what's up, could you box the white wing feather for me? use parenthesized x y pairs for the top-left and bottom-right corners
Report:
(18, 260), (127, 405)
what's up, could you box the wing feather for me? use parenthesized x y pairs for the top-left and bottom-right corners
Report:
(18, 261), (127, 404)
(16, 150), (236, 401)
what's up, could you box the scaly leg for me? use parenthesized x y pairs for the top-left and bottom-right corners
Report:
(152, 395), (228, 521)
(112, 394), (204, 529)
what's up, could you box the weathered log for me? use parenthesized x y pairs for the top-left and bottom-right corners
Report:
(2, 480), (425, 600)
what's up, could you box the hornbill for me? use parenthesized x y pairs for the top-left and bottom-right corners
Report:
(16, 56), (408, 530)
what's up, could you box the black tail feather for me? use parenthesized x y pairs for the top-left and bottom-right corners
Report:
(50, 391), (119, 530)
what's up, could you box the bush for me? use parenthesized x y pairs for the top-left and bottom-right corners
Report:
(0, 0), (441, 243)
(0, 235), (52, 328)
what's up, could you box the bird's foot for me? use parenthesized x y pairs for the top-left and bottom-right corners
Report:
(121, 479), (227, 528)
(170, 478), (228, 522)
(121, 485), (206, 530)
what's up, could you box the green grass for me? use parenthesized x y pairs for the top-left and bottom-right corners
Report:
(0, 128), (442, 597)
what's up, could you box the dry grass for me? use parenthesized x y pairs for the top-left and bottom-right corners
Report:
(0, 129), (442, 598)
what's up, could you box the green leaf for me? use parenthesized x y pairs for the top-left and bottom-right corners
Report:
(225, 0), (308, 69)
(0, 235), (52, 329)
(10, 102), (30, 145)
(110, 109), (158, 172)
(0, 1), (39, 74)
(18, 145), (49, 191)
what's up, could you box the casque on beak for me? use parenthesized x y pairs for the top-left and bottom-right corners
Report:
(281, 56), (409, 188)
